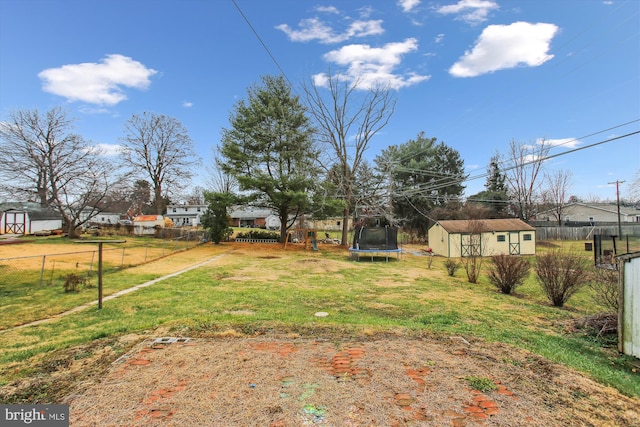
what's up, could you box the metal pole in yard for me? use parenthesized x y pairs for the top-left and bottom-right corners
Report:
(73, 240), (125, 309)
(609, 180), (625, 242)
(39, 255), (46, 286)
(98, 242), (103, 309)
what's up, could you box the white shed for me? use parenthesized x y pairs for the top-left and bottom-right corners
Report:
(133, 214), (164, 236)
(617, 252), (640, 359)
(0, 202), (63, 235)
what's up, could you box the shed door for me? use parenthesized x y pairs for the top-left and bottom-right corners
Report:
(461, 233), (481, 257)
(5, 212), (26, 234)
(509, 232), (520, 255)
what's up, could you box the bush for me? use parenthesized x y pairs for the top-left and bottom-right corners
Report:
(445, 259), (460, 277)
(535, 251), (590, 307)
(487, 255), (531, 294)
(63, 273), (88, 293)
(236, 230), (279, 240)
(589, 267), (618, 312)
(463, 254), (483, 284)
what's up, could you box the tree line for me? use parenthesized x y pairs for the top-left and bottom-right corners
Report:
(1, 73), (588, 242)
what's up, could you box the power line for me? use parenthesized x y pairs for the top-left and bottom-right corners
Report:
(394, 129), (640, 199)
(231, 0), (292, 87)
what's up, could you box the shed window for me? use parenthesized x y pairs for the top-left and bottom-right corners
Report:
(523, 234), (532, 241)
(497, 235), (505, 242)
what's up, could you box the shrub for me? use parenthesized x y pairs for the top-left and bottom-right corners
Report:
(535, 251), (590, 307)
(63, 273), (88, 293)
(445, 259), (460, 276)
(463, 254), (483, 284)
(487, 255), (531, 294)
(588, 267), (619, 312)
(236, 230), (279, 240)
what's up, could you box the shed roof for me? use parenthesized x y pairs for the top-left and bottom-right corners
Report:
(133, 215), (163, 222)
(0, 202), (62, 220)
(434, 218), (535, 233)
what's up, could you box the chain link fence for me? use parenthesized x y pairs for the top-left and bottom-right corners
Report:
(0, 229), (208, 288)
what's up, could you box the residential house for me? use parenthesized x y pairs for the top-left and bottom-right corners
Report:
(229, 206), (280, 229)
(165, 203), (207, 227)
(535, 202), (640, 224)
(79, 207), (124, 226)
(428, 218), (536, 258)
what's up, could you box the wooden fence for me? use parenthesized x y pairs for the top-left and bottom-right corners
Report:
(534, 224), (640, 241)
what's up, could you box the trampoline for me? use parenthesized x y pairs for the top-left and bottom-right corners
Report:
(349, 225), (401, 262)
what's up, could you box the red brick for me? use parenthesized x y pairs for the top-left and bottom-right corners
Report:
(480, 400), (498, 409)
(485, 407), (500, 416)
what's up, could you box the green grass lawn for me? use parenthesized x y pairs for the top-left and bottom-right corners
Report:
(0, 241), (637, 399)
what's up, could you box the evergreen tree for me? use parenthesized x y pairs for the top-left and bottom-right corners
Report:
(200, 191), (234, 244)
(375, 132), (466, 236)
(219, 75), (319, 242)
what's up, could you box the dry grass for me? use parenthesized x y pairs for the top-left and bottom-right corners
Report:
(66, 331), (640, 427)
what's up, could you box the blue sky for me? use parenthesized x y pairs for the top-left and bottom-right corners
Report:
(1, 0), (638, 201)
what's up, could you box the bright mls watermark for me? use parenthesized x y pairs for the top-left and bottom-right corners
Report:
(1, 405), (69, 426)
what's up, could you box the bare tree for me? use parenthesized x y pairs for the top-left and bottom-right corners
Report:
(504, 139), (551, 221)
(120, 112), (200, 215)
(541, 169), (573, 225)
(0, 107), (117, 237)
(303, 74), (396, 245)
(0, 107), (74, 205)
(627, 169), (640, 203)
(205, 150), (239, 195)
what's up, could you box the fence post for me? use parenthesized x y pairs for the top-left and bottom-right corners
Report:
(39, 255), (46, 286)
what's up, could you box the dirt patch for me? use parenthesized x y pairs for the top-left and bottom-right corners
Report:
(63, 331), (639, 427)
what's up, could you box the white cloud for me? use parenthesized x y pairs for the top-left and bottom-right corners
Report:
(449, 22), (558, 77)
(315, 6), (339, 14)
(183, 101), (193, 108)
(313, 38), (430, 90)
(91, 143), (122, 156)
(539, 137), (580, 149)
(398, 0), (421, 13)
(38, 54), (157, 105)
(276, 18), (384, 44)
(84, 143), (122, 157)
(435, 0), (499, 24)
(435, 33), (445, 44)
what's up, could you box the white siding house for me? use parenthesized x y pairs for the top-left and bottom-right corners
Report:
(165, 203), (207, 227)
(79, 208), (123, 226)
(536, 202), (640, 224)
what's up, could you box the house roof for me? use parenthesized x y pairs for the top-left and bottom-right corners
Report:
(229, 207), (275, 219)
(434, 218), (535, 233)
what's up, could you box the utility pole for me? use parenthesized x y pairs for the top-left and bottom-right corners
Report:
(608, 180), (625, 239)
